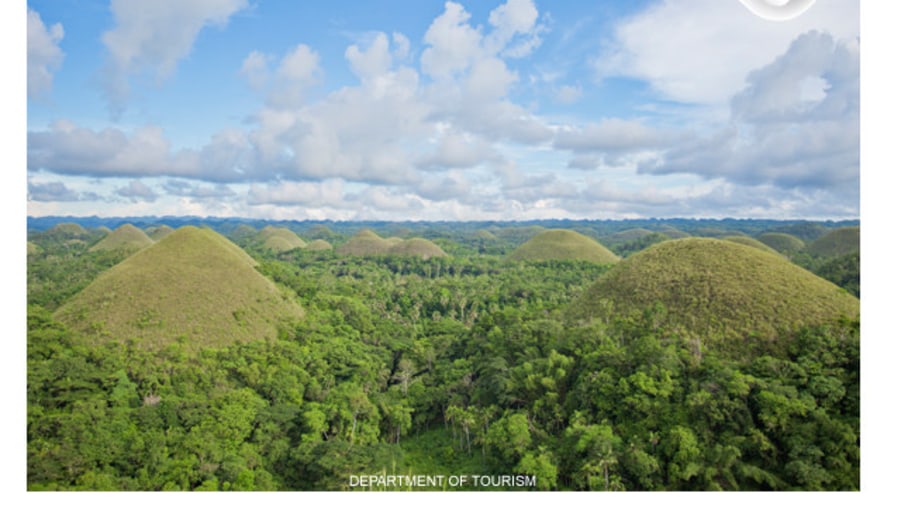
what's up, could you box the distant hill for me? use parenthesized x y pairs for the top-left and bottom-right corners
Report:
(230, 224), (258, 241)
(769, 222), (831, 242)
(89, 224), (154, 253)
(806, 227), (860, 258)
(257, 226), (307, 252)
(336, 230), (446, 258)
(304, 239), (333, 251)
(54, 226), (303, 351)
(47, 222), (89, 237)
(336, 229), (393, 256)
(509, 229), (619, 264)
(756, 232), (805, 254)
(569, 238), (859, 352)
(723, 236), (780, 255)
(387, 238), (448, 259)
(146, 225), (174, 241)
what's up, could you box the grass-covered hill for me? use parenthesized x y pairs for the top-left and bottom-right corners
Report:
(54, 226), (303, 351)
(569, 238), (859, 352)
(722, 236), (781, 255)
(88, 224), (154, 253)
(387, 238), (448, 259)
(46, 222), (89, 237)
(508, 229), (620, 264)
(336, 230), (448, 259)
(230, 224), (258, 241)
(336, 229), (393, 256)
(806, 226), (860, 258)
(146, 225), (174, 241)
(304, 239), (333, 251)
(756, 232), (805, 254)
(27, 241), (42, 256)
(258, 226), (307, 252)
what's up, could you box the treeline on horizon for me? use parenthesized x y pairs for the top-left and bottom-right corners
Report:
(26, 219), (860, 491)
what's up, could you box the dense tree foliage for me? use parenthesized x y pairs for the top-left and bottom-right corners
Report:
(26, 223), (860, 491)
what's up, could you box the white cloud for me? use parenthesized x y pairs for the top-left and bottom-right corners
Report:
(27, 120), (257, 182)
(596, 0), (859, 104)
(240, 50), (270, 90)
(27, 181), (80, 202)
(247, 179), (345, 207)
(27, 8), (64, 98)
(101, 0), (248, 114)
(116, 180), (158, 202)
(647, 31), (859, 191)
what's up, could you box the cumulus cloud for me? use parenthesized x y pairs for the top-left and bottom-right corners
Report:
(27, 8), (64, 98)
(27, 121), (258, 182)
(27, 181), (81, 202)
(116, 180), (158, 202)
(247, 179), (345, 207)
(645, 32), (859, 191)
(596, 0), (858, 104)
(101, 0), (248, 114)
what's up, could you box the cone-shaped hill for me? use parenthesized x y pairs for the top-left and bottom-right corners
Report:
(509, 229), (620, 264)
(336, 230), (447, 259)
(756, 232), (805, 254)
(47, 222), (89, 237)
(258, 226), (307, 252)
(336, 229), (392, 256)
(55, 226), (303, 351)
(806, 226), (860, 257)
(387, 238), (448, 259)
(304, 239), (333, 251)
(569, 238), (859, 349)
(89, 224), (154, 253)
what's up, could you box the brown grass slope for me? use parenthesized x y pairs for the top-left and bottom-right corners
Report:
(806, 226), (860, 257)
(569, 238), (859, 347)
(509, 229), (620, 264)
(89, 224), (154, 253)
(387, 238), (448, 259)
(55, 226), (303, 351)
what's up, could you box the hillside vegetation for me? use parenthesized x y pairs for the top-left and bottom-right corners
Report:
(509, 229), (619, 264)
(570, 238), (859, 352)
(55, 226), (303, 351)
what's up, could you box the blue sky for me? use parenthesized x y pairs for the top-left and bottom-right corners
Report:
(25, 0), (861, 220)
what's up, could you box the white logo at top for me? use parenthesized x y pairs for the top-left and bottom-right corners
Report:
(738, 0), (817, 21)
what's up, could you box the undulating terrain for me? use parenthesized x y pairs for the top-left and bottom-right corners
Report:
(26, 217), (860, 491)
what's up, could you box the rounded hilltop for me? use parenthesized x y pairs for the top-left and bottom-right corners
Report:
(257, 226), (307, 252)
(806, 226), (860, 257)
(337, 230), (447, 259)
(756, 232), (805, 254)
(55, 226), (303, 352)
(89, 224), (154, 253)
(509, 229), (619, 264)
(569, 238), (859, 351)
